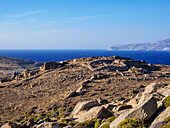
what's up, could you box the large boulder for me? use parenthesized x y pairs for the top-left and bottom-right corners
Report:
(71, 100), (99, 116)
(151, 106), (170, 125)
(143, 82), (157, 95)
(150, 121), (167, 128)
(78, 106), (113, 122)
(40, 62), (65, 71)
(138, 94), (153, 105)
(126, 98), (138, 107)
(110, 95), (157, 128)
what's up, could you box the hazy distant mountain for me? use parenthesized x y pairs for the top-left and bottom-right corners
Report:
(109, 38), (170, 51)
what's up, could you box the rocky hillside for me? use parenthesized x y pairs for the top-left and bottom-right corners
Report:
(0, 56), (43, 80)
(0, 56), (169, 128)
(109, 38), (170, 51)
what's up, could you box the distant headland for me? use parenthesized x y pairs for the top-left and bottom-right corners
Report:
(109, 38), (170, 51)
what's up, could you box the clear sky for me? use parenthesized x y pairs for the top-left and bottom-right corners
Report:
(0, 0), (170, 49)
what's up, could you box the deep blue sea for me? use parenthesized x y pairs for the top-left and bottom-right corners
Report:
(0, 50), (169, 65)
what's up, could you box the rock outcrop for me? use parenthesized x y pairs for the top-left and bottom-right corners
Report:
(110, 95), (157, 128)
(40, 61), (65, 71)
(78, 106), (113, 122)
(143, 82), (157, 95)
(150, 106), (170, 127)
(71, 100), (100, 117)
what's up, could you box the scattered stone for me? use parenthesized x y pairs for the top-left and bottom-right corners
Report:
(78, 106), (113, 122)
(40, 62), (65, 71)
(103, 104), (116, 110)
(138, 94), (153, 105)
(65, 90), (77, 99)
(126, 98), (138, 107)
(97, 98), (108, 104)
(71, 100), (100, 116)
(143, 82), (157, 95)
(76, 86), (83, 96)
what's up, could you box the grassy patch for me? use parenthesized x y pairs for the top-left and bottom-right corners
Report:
(100, 123), (110, 128)
(75, 118), (99, 128)
(43, 117), (50, 121)
(0, 121), (8, 123)
(58, 118), (78, 126)
(118, 118), (144, 128)
(106, 116), (116, 123)
(20, 119), (28, 123)
(94, 119), (100, 128)
(163, 96), (170, 108)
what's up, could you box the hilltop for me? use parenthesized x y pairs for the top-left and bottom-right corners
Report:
(109, 38), (170, 51)
(0, 56), (169, 128)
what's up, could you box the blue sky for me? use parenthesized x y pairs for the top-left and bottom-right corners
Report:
(0, 0), (170, 49)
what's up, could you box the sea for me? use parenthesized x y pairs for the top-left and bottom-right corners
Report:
(0, 50), (169, 65)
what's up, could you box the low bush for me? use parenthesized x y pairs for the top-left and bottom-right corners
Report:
(163, 96), (170, 108)
(106, 116), (116, 123)
(75, 118), (98, 128)
(118, 118), (144, 128)
(58, 118), (78, 126)
(94, 119), (100, 128)
(100, 123), (110, 128)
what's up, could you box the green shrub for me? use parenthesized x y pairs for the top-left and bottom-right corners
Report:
(66, 108), (73, 112)
(68, 120), (78, 126)
(75, 118), (98, 128)
(34, 114), (43, 122)
(20, 119), (28, 123)
(43, 117), (49, 121)
(10, 120), (19, 124)
(56, 108), (66, 113)
(101, 120), (105, 124)
(58, 118), (70, 124)
(163, 96), (170, 108)
(94, 119), (101, 128)
(106, 116), (116, 123)
(118, 118), (144, 128)
(100, 123), (110, 128)
(0, 121), (8, 123)
(58, 118), (78, 126)
(58, 113), (66, 118)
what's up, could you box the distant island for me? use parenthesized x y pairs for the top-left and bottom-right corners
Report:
(109, 38), (170, 51)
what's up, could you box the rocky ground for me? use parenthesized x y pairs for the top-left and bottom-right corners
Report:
(0, 55), (169, 128)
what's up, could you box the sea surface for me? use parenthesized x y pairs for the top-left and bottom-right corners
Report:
(0, 50), (169, 65)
